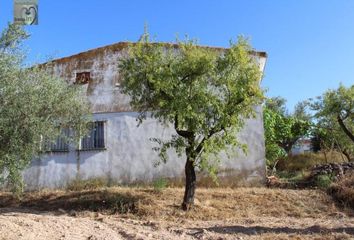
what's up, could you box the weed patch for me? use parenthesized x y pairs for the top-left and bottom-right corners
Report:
(328, 173), (354, 209)
(152, 178), (168, 192)
(66, 178), (109, 191)
(315, 174), (335, 189)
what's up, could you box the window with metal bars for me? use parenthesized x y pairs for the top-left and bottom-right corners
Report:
(81, 121), (105, 150)
(47, 128), (70, 152)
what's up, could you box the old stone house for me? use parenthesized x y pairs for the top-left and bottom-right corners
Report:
(23, 42), (267, 189)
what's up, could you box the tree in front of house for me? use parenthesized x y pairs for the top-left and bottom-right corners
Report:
(263, 97), (310, 173)
(119, 32), (264, 210)
(0, 24), (90, 192)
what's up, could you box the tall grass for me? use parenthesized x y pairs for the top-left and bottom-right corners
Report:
(66, 178), (109, 191)
(277, 152), (346, 173)
(328, 173), (354, 209)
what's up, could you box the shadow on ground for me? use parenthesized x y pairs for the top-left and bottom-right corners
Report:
(190, 225), (354, 236)
(0, 190), (143, 214)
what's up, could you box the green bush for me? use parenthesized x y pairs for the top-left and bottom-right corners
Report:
(315, 174), (334, 189)
(153, 178), (168, 192)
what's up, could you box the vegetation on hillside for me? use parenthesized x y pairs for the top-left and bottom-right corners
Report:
(263, 84), (354, 199)
(264, 83), (354, 177)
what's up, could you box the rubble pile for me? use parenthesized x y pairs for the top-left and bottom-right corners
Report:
(309, 162), (354, 180)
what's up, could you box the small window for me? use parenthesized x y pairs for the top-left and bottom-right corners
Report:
(45, 128), (70, 152)
(75, 72), (90, 84)
(81, 121), (105, 150)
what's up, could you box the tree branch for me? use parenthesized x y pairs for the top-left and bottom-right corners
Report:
(195, 125), (226, 154)
(337, 114), (354, 143)
(174, 115), (193, 138)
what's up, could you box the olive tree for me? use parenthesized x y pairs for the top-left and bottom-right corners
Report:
(312, 84), (354, 143)
(311, 84), (354, 161)
(311, 119), (354, 162)
(119, 32), (264, 210)
(0, 24), (90, 192)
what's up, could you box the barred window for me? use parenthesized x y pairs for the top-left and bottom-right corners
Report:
(46, 128), (70, 152)
(81, 121), (105, 150)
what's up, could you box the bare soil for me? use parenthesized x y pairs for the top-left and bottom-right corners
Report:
(0, 187), (353, 239)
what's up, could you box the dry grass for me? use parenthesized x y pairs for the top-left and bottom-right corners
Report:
(66, 177), (109, 191)
(328, 173), (354, 210)
(0, 187), (347, 220)
(277, 152), (346, 172)
(1, 187), (354, 239)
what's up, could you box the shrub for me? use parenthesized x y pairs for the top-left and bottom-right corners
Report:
(314, 174), (334, 189)
(152, 178), (168, 192)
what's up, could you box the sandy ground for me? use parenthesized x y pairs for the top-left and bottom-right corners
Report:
(1, 187), (354, 239)
(1, 208), (354, 239)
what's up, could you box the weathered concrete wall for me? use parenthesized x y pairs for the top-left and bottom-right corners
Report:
(46, 42), (267, 114)
(24, 108), (265, 189)
(23, 42), (267, 189)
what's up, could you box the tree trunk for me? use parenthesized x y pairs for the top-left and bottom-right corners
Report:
(323, 151), (328, 163)
(342, 149), (351, 162)
(279, 141), (294, 155)
(337, 115), (354, 143)
(271, 159), (280, 175)
(284, 144), (292, 155)
(182, 156), (196, 211)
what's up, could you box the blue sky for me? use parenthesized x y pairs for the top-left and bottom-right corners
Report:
(1, 1), (354, 111)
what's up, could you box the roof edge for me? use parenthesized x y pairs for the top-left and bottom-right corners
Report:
(45, 41), (267, 65)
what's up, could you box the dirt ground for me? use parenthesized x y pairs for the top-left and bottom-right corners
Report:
(0, 187), (354, 240)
